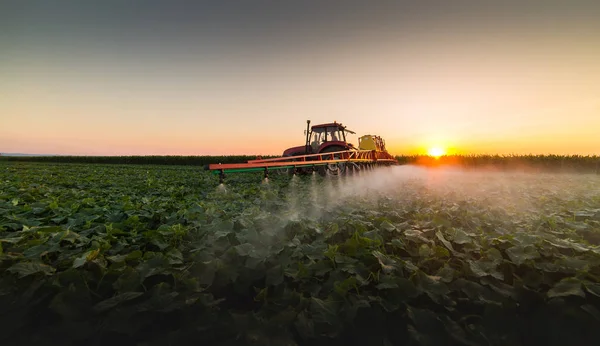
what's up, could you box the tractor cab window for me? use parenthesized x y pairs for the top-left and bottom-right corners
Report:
(329, 129), (339, 141)
(312, 131), (322, 143)
(328, 128), (343, 142)
(311, 129), (325, 143)
(310, 127), (345, 146)
(311, 131), (322, 151)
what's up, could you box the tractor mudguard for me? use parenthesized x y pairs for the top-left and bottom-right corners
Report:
(282, 145), (308, 157)
(318, 142), (350, 153)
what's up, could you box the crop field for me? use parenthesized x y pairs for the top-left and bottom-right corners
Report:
(1, 161), (600, 345)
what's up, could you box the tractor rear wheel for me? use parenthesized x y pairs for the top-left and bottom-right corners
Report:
(318, 146), (347, 176)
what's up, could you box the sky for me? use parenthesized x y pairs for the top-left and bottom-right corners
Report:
(2, 0), (600, 156)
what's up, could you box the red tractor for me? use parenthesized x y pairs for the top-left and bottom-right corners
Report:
(283, 120), (356, 157)
(281, 120), (358, 175)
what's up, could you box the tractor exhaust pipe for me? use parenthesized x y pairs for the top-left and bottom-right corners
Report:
(305, 120), (311, 154)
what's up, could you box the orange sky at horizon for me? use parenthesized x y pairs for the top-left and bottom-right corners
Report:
(2, 2), (600, 157)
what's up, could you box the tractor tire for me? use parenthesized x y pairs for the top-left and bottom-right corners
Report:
(318, 146), (348, 176)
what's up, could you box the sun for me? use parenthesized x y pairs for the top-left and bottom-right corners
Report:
(427, 147), (446, 158)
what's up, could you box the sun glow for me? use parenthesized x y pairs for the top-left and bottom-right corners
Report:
(427, 147), (446, 158)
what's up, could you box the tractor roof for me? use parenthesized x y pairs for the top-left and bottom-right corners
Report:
(311, 122), (356, 134)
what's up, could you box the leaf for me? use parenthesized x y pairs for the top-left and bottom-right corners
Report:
(0, 236), (24, 244)
(245, 256), (264, 270)
(433, 246), (450, 258)
(436, 265), (455, 283)
(406, 229), (431, 244)
(126, 250), (143, 261)
(136, 255), (168, 279)
(548, 277), (584, 298)
(414, 270), (448, 296)
(150, 238), (169, 250)
(376, 282), (398, 290)
(376, 275), (399, 290)
(372, 251), (397, 273)
(452, 229), (471, 244)
(545, 239), (590, 253)
(166, 248), (183, 265)
(506, 245), (539, 265)
(556, 257), (589, 272)
(334, 276), (358, 296)
(513, 233), (538, 246)
(435, 231), (458, 256)
(235, 243), (255, 257)
(7, 262), (56, 278)
(452, 278), (489, 300)
(480, 277), (515, 298)
(72, 254), (88, 269)
(113, 267), (142, 292)
(468, 260), (503, 280)
(468, 260), (488, 277)
(72, 249), (100, 268)
(485, 248), (503, 263)
(23, 243), (59, 259)
(266, 265), (284, 286)
(584, 282), (600, 297)
(380, 220), (396, 232)
(107, 254), (129, 263)
(93, 292), (144, 313)
(310, 298), (339, 326)
(34, 226), (65, 233)
(418, 244), (433, 257)
(390, 238), (405, 249)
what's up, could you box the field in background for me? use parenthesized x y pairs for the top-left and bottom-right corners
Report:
(0, 155), (268, 166)
(1, 161), (600, 345)
(1, 154), (599, 173)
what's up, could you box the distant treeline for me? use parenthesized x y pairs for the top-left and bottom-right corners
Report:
(1, 154), (599, 172)
(397, 154), (600, 173)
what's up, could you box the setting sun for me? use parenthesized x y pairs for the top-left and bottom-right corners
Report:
(427, 147), (446, 157)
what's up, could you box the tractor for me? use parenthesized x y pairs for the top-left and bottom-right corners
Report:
(282, 120), (356, 158)
(281, 120), (369, 175)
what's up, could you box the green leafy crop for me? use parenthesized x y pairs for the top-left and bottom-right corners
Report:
(1, 161), (599, 345)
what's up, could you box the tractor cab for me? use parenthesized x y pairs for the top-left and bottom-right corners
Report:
(308, 122), (355, 153)
(283, 120), (356, 157)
